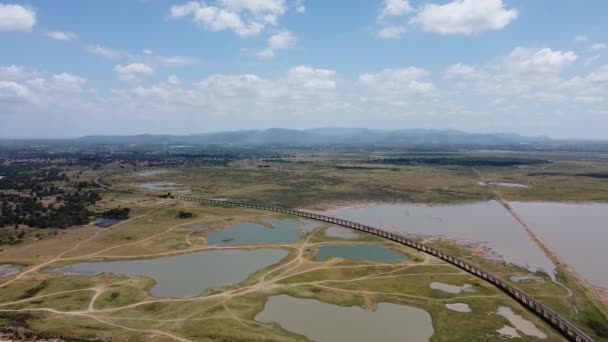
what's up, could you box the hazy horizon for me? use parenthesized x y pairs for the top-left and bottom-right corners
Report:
(2, 126), (606, 143)
(1, 1), (607, 139)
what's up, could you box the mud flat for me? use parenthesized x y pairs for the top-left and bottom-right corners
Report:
(497, 325), (520, 338)
(429, 282), (475, 294)
(496, 306), (547, 339)
(510, 275), (535, 283)
(325, 226), (360, 239)
(445, 303), (471, 313)
(255, 295), (434, 342)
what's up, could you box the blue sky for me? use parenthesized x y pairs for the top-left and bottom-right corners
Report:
(1, 0), (607, 138)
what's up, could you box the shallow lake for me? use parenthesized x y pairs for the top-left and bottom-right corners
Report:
(139, 182), (179, 191)
(429, 282), (475, 294)
(255, 295), (434, 342)
(511, 202), (608, 291)
(476, 181), (529, 188)
(496, 306), (547, 339)
(490, 182), (529, 188)
(320, 201), (555, 276)
(94, 217), (124, 228)
(137, 170), (165, 176)
(47, 249), (288, 298)
(0, 264), (20, 278)
(316, 244), (407, 263)
(207, 218), (317, 246)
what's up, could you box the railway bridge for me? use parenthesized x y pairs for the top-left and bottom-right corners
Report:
(171, 195), (593, 342)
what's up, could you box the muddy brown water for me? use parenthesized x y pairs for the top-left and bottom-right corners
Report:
(320, 201), (556, 277)
(511, 202), (608, 291)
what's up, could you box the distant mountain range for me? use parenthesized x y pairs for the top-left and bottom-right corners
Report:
(3, 128), (605, 148)
(71, 128), (553, 147)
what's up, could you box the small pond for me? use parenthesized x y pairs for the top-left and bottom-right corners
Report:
(316, 244), (407, 263)
(476, 181), (530, 188)
(429, 282), (475, 294)
(95, 217), (124, 228)
(207, 218), (316, 246)
(255, 295), (434, 342)
(139, 182), (179, 191)
(510, 275), (535, 283)
(137, 170), (166, 177)
(0, 264), (20, 278)
(496, 306), (547, 339)
(46, 249), (288, 298)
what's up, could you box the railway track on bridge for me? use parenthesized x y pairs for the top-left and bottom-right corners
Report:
(170, 195), (593, 342)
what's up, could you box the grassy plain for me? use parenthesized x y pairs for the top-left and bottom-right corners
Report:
(1, 149), (608, 341)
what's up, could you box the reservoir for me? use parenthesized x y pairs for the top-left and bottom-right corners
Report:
(319, 201), (556, 276)
(48, 249), (288, 298)
(510, 202), (608, 291)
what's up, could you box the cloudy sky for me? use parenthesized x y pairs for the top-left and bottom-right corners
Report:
(0, 0), (607, 139)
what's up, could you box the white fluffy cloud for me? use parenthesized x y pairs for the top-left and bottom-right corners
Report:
(444, 63), (477, 79)
(3, 51), (608, 138)
(591, 43), (606, 52)
(0, 68), (88, 107)
(359, 67), (435, 97)
(167, 75), (181, 85)
(0, 81), (29, 101)
(379, 0), (412, 19)
(377, 25), (406, 39)
(411, 0), (517, 35)
(257, 30), (296, 58)
(26, 73), (87, 93)
(169, 0), (286, 37)
(0, 3), (35, 32)
(88, 44), (123, 60)
(0, 65), (36, 80)
(437, 50), (608, 137)
(587, 65), (608, 84)
(504, 47), (577, 75)
(114, 63), (154, 81)
(45, 31), (78, 41)
(287, 65), (336, 90)
(159, 56), (199, 66)
(295, 0), (305, 13)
